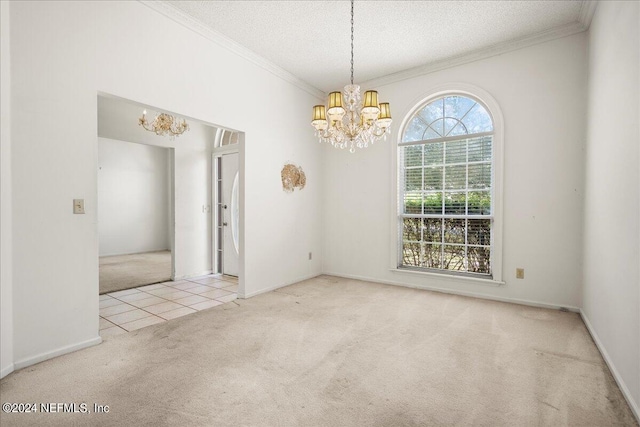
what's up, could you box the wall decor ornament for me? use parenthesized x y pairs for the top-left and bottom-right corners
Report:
(281, 164), (306, 193)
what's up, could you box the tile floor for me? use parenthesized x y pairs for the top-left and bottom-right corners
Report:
(99, 274), (238, 338)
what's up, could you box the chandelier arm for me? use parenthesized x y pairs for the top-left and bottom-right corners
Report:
(371, 127), (387, 137)
(140, 121), (154, 133)
(141, 120), (159, 134)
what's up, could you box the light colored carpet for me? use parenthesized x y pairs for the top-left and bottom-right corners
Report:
(99, 250), (171, 294)
(1, 276), (637, 426)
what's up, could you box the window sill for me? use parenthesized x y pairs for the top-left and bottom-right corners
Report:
(390, 268), (505, 287)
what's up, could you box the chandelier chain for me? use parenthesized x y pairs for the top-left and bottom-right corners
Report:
(350, 0), (354, 85)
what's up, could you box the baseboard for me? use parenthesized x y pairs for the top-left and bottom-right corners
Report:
(174, 270), (214, 281)
(322, 271), (581, 313)
(99, 249), (171, 257)
(580, 310), (640, 423)
(13, 336), (102, 372)
(0, 363), (14, 379)
(240, 273), (321, 299)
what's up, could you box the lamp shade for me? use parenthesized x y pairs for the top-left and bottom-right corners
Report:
(327, 91), (345, 115)
(363, 90), (379, 108)
(311, 105), (328, 131)
(377, 102), (392, 129)
(379, 102), (392, 119)
(361, 90), (380, 121)
(312, 105), (326, 121)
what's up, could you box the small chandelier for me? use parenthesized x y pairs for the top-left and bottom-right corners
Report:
(139, 110), (189, 139)
(311, 0), (392, 153)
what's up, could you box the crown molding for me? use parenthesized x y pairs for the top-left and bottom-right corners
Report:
(362, 19), (590, 89)
(579, 1), (598, 29)
(140, 0), (596, 98)
(139, 1), (325, 100)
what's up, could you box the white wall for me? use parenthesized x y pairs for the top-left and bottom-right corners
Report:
(323, 32), (588, 309)
(7, 1), (322, 371)
(98, 138), (170, 257)
(1, 0), (14, 378)
(582, 1), (640, 416)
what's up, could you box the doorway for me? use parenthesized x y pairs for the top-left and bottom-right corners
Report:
(97, 140), (174, 294)
(96, 93), (244, 337)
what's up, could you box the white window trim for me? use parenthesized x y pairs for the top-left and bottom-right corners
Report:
(389, 267), (505, 286)
(389, 83), (504, 283)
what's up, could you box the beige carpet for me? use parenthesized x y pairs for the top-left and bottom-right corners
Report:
(1, 276), (637, 426)
(99, 250), (172, 294)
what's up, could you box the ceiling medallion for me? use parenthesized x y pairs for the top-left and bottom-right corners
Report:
(139, 110), (189, 139)
(311, 0), (392, 153)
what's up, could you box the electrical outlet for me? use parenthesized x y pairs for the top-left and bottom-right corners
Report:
(516, 268), (525, 279)
(73, 199), (85, 214)
(308, 252), (312, 260)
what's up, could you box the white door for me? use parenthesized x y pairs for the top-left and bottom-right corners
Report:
(221, 153), (239, 276)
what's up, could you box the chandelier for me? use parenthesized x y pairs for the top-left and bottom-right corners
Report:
(311, 0), (392, 153)
(139, 110), (189, 139)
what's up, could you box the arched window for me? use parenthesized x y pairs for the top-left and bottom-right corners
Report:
(398, 94), (497, 278)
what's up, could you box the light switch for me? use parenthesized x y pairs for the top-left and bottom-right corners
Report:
(73, 199), (85, 214)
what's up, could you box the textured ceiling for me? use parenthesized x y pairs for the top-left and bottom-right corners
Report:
(165, 1), (587, 93)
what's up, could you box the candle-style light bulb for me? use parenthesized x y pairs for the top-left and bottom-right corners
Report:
(143, 110), (147, 116)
